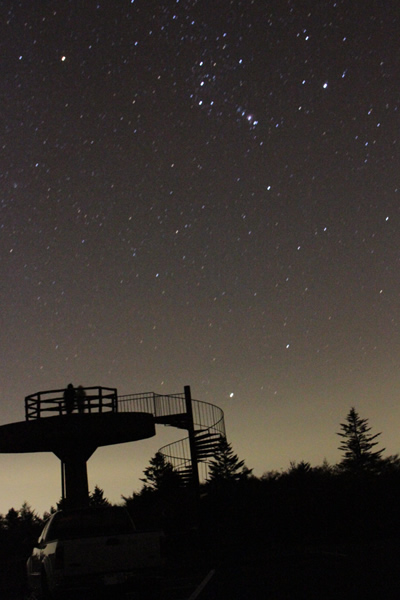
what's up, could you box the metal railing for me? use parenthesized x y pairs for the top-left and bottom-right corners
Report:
(25, 386), (118, 420)
(158, 400), (225, 479)
(117, 392), (187, 419)
(118, 392), (226, 482)
(24, 387), (225, 483)
(117, 392), (225, 433)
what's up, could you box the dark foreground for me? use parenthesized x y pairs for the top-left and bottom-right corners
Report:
(2, 538), (400, 600)
(197, 540), (400, 599)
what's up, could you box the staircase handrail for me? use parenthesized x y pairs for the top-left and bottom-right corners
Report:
(117, 392), (226, 483)
(117, 392), (225, 435)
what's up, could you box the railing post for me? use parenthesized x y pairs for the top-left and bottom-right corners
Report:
(152, 392), (157, 418)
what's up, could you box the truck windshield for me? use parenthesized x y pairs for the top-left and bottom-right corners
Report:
(48, 507), (136, 540)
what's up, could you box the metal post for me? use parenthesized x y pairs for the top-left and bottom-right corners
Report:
(184, 385), (200, 498)
(152, 392), (157, 418)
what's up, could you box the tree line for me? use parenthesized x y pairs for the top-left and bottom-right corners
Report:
(1, 407), (400, 573)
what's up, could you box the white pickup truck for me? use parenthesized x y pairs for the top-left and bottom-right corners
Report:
(26, 505), (164, 598)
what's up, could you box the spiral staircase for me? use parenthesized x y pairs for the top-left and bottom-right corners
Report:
(117, 386), (226, 486)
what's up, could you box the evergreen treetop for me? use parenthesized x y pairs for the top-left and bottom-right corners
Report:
(207, 437), (252, 484)
(337, 407), (385, 473)
(140, 451), (182, 492)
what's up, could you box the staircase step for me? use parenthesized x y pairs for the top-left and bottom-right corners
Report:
(194, 430), (221, 441)
(177, 467), (193, 474)
(195, 437), (221, 447)
(195, 444), (220, 455)
(197, 451), (217, 459)
(177, 470), (193, 485)
(195, 437), (220, 447)
(196, 449), (218, 459)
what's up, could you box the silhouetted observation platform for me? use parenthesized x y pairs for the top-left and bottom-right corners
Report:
(0, 385), (225, 510)
(0, 386), (155, 509)
(0, 387), (155, 455)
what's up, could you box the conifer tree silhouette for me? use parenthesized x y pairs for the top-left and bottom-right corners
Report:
(207, 438), (252, 483)
(89, 485), (110, 506)
(337, 407), (385, 473)
(140, 452), (182, 492)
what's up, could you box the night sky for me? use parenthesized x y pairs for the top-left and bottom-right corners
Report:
(1, 0), (400, 515)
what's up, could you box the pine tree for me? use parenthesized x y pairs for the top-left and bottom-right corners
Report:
(89, 485), (111, 507)
(287, 460), (312, 476)
(207, 437), (252, 483)
(337, 407), (385, 473)
(4, 508), (20, 530)
(140, 452), (182, 492)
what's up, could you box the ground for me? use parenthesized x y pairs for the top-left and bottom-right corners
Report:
(2, 539), (400, 599)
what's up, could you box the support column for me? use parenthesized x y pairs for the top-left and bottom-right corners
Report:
(62, 453), (90, 509)
(53, 442), (96, 510)
(184, 385), (200, 518)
